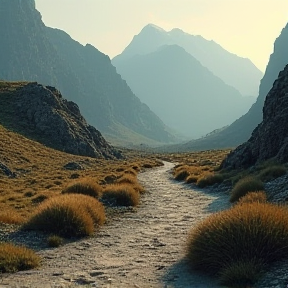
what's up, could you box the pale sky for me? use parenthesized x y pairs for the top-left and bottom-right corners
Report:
(35, 0), (288, 72)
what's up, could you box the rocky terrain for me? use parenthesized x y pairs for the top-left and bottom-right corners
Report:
(221, 64), (288, 169)
(0, 81), (119, 159)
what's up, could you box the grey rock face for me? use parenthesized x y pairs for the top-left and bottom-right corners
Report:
(221, 64), (288, 169)
(11, 82), (120, 159)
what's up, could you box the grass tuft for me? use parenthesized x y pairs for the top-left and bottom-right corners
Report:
(230, 177), (264, 203)
(0, 242), (40, 273)
(237, 191), (267, 205)
(102, 184), (140, 207)
(186, 202), (288, 285)
(196, 173), (224, 188)
(23, 194), (105, 237)
(258, 165), (286, 182)
(62, 179), (102, 199)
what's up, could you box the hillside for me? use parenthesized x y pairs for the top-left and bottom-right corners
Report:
(113, 23), (263, 97)
(0, 81), (119, 159)
(0, 0), (176, 146)
(113, 44), (255, 138)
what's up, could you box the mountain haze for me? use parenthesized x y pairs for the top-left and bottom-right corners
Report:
(0, 0), (176, 146)
(113, 24), (263, 97)
(114, 44), (255, 138)
(181, 22), (288, 150)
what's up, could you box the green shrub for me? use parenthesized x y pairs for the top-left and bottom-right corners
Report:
(47, 235), (64, 247)
(23, 194), (105, 237)
(62, 179), (102, 199)
(196, 173), (224, 188)
(0, 243), (40, 273)
(102, 184), (140, 207)
(230, 177), (264, 203)
(258, 165), (286, 182)
(237, 191), (267, 205)
(186, 202), (288, 285)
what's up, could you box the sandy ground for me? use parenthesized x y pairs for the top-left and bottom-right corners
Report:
(1, 161), (229, 288)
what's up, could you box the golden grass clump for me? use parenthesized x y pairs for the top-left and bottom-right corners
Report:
(23, 194), (105, 237)
(117, 174), (138, 185)
(102, 184), (140, 207)
(258, 165), (287, 182)
(174, 165), (190, 181)
(237, 191), (267, 205)
(62, 179), (102, 199)
(196, 173), (224, 188)
(186, 202), (288, 285)
(0, 242), (40, 273)
(0, 210), (24, 224)
(230, 177), (264, 203)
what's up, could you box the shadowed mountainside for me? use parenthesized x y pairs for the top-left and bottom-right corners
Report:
(221, 64), (288, 169)
(0, 0), (177, 146)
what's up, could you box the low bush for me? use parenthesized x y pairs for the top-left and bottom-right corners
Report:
(196, 173), (224, 188)
(230, 177), (264, 203)
(186, 202), (288, 285)
(23, 194), (105, 237)
(47, 235), (64, 247)
(258, 165), (286, 182)
(62, 179), (102, 199)
(0, 243), (40, 273)
(102, 184), (140, 207)
(237, 191), (267, 205)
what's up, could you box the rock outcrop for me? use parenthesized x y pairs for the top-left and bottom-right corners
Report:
(221, 64), (288, 169)
(0, 81), (120, 159)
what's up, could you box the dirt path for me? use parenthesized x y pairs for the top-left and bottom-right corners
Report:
(1, 162), (229, 288)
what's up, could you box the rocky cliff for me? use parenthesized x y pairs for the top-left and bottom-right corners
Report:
(0, 81), (120, 159)
(221, 64), (288, 169)
(0, 0), (176, 145)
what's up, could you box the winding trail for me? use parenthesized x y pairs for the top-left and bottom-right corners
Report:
(1, 162), (228, 288)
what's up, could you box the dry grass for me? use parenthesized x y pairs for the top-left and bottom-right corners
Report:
(186, 202), (288, 285)
(62, 179), (102, 199)
(102, 184), (140, 207)
(0, 124), (163, 224)
(23, 194), (106, 237)
(196, 173), (224, 188)
(0, 242), (40, 273)
(230, 177), (264, 203)
(237, 191), (267, 205)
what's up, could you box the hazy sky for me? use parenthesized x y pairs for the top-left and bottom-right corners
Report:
(35, 0), (288, 72)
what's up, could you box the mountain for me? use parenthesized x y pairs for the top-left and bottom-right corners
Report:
(112, 44), (255, 138)
(0, 0), (176, 146)
(0, 81), (120, 159)
(113, 24), (263, 97)
(181, 22), (288, 150)
(221, 64), (288, 169)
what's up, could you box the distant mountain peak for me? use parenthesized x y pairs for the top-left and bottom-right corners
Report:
(142, 23), (166, 33)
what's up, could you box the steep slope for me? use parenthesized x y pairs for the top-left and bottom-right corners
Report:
(113, 24), (263, 97)
(114, 44), (254, 138)
(221, 64), (288, 169)
(181, 22), (288, 150)
(0, 0), (176, 145)
(0, 81), (119, 159)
